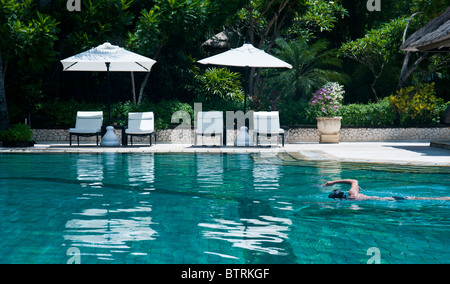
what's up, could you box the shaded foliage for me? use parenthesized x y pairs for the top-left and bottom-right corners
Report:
(0, 0), (448, 129)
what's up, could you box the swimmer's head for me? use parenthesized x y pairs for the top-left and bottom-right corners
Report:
(328, 189), (347, 200)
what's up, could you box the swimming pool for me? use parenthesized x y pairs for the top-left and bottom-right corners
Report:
(0, 153), (448, 264)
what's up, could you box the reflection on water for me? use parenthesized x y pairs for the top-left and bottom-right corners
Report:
(77, 155), (104, 188)
(66, 154), (158, 254)
(253, 163), (280, 190)
(64, 211), (157, 249)
(199, 216), (292, 256)
(196, 155), (224, 189)
(128, 154), (155, 188)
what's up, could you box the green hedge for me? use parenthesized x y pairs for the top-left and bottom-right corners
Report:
(36, 99), (194, 130)
(276, 97), (448, 127)
(32, 97), (448, 129)
(0, 123), (34, 142)
(340, 98), (397, 126)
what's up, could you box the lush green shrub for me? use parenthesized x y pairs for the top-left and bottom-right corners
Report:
(0, 123), (33, 142)
(195, 68), (244, 102)
(278, 97), (397, 127)
(341, 98), (397, 126)
(277, 99), (313, 125)
(149, 99), (194, 129)
(437, 101), (450, 124)
(278, 96), (447, 127)
(39, 99), (101, 128)
(389, 83), (446, 125)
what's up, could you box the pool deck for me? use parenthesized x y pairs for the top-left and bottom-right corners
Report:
(1, 141), (449, 167)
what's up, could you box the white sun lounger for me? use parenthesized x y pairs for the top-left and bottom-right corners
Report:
(124, 112), (156, 146)
(253, 111), (285, 147)
(69, 111), (103, 146)
(194, 111), (224, 146)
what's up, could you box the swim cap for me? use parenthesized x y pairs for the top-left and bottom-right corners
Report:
(328, 189), (347, 199)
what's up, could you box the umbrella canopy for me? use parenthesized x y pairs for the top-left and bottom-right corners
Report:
(198, 43), (293, 69)
(60, 42), (157, 138)
(61, 42), (157, 72)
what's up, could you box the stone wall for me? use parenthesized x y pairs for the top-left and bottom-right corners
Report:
(287, 127), (450, 142)
(32, 126), (450, 143)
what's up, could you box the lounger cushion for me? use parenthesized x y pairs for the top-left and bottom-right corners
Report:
(253, 111), (283, 134)
(69, 111), (103, 134)
(69, 128), (101, 134)
(125, 112), (155, 134)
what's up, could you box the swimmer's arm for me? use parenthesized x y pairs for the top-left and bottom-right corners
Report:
(323, 179), (360, 197)
(322, 179), (359, 189)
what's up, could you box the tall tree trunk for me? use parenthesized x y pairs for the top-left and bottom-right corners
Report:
(131, 71), (136, 104)
(248, 0), (294, 102)
(368, 62), (383, 102)
(397, 52), (429, 90)
(136, 43), (163, 104)
(0, 49), (9, 131)
(138, 72), (150, 105)
(397, 12), (426, 90)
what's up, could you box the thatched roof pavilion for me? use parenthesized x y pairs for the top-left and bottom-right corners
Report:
(202, 31), (232, 51)
(401, 7), (450, 52)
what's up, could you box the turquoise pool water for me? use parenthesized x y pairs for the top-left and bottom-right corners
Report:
(0, 153), (448, 264)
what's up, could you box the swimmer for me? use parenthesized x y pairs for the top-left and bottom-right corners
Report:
(322, 179), (450, 201)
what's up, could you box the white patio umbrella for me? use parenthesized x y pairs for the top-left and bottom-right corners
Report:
(61, 42), (156, 72)
(198, 43), (293, 68)
(198, 43), (292, 112)
(61, 42), (157, 146)
(198, 43), (292, 146)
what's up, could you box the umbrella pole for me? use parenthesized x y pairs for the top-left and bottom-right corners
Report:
(244, 94), (248, 114)
(234, 66), (253, 146)
(100, 62), (120, 147)
(244, 66), (249, 114)
(106, 62), (111, 125)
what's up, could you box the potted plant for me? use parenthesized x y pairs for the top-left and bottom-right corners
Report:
(0, 123), (35, 147)
(310, 82), (345, 143)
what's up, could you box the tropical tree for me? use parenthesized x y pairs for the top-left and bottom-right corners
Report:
(128, 0), (210, 103)
(64, 0), (134, 53)
(0, 0), (58, 130)
(194, 67), (244, 102)
(0, 49), (7, 131)
(288, 0), (349, 38)
(267, 38), (348, 101)
(233, 0), (348, 99)
(0, 0), (19, 130)
(340, 17), (407, 101)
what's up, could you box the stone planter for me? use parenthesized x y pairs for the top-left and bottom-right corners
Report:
(316, 117), (342, 143)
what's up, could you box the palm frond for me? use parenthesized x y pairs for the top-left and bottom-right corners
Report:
(268, 38), (348, 100)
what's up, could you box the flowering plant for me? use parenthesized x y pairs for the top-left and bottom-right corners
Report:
(310, 82), (345, 117)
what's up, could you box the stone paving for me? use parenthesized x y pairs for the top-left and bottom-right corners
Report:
(1, 141), (449, 166)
